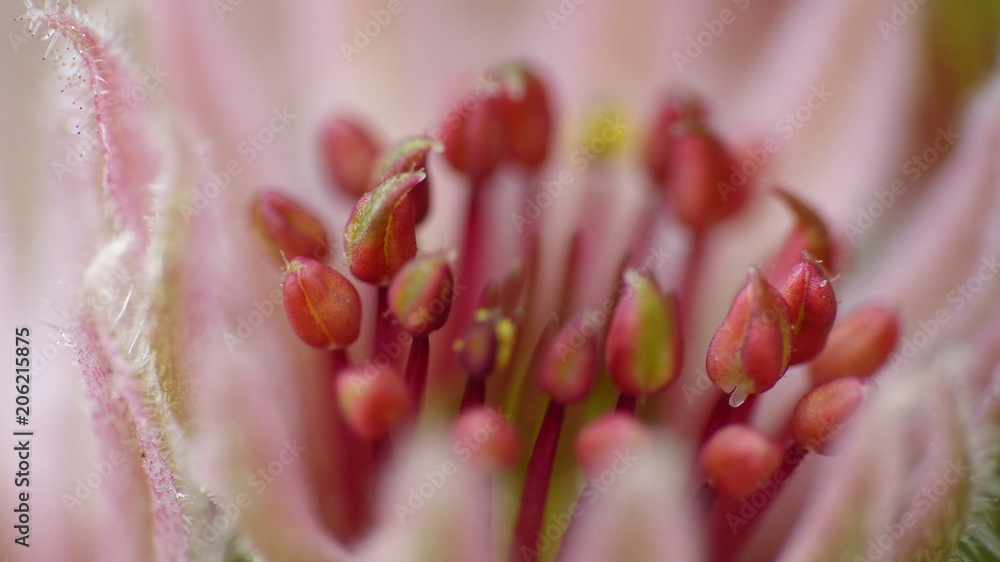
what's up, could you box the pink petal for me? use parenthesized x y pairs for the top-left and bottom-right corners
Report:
(845, 70), (1000, 345)
(770, 363), (986, 561)
(192, 350), (350, 561)
(355, 434), (492, 562)
(557, 441), (703, 562)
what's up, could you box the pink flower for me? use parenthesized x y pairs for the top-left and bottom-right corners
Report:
(5, 1), (1000, 561)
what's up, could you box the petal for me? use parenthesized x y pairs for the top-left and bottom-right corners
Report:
(354, 433), (492, 562)
(193, 350), (350, 561)
(845, 70), (1000, 347)
(771, 360), (991, 561)
(557, 440), (703, 562)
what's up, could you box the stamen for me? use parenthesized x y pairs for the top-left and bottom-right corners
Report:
(389, 254), (455, 411)
(250, 189), (330, 263)
(574, 413), (652, 478)
(708, 441), (810, 562)
(661, 106), (751, 232)
(335, 366), (410, 441)
(706, 267), (792, 400)
(767, 188), (839, 281)
(319, 115), (381, 199)
(496, 62), (553, 170)
(455, 309), (515, 410)
(281, 258), (362, 350)
(809, 305), (900, 386)
(558, 414), (652, 560)
(402, 337), (429, 414)
(256, 62), (928, 562)
(511, 316), (603, 560)
(540, 314), (599, 405)
(556, 231), (584, 320)
(451, 406), (519, 472)
(503, 313), (559, 418)
(644, 91), (708, 186)
(510, 399), (564, 562)
(777, 252), (837, 365)
(374, 136), (442, 225)
(605, 271), (682, 402)
(792, 376), (875, 454)
(335, 365), (410, 526)
(344, 171), (424, 286)
(698, 424), (781, 499)
(440, 77), (506, 184)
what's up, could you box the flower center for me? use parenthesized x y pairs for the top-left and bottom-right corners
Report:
(249, 62), (902, 560)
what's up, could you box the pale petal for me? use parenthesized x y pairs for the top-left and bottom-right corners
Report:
(845, 70), (1000, 345)
(9, 4), (187, 560)
(192, 350), (350, 561)
(557, 440), (703, 562)
(771, 356), (993, 561)
(354, 433), (492, 562)
(0, 2), (103, 558)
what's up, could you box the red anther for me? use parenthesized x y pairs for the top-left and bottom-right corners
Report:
(439, 79), (506, 183)
(706, 268), (792, 406)
(664, 120), (751, 231)
(699, 424), (782, 498)
(605, 271), (682, 397)
(809, 305), (901, 385)
(539, 315), (598, 405)
(644, 92), (707, 185)
(778, 253), (837, 365)
(574, 413), (652, 479)
(375, 137), (442, 225)
(282, 258), (362, 349)
(451, 406), (519, 472)
(792, 377), (874, 454)
(497, 63), (553, 170)
(769, 188), (839, 279)
(336, 366), (410, 440)
(388, 253), (455, 337)
(344, 171), (424, 286)
(319, 116), (381, 199)
(453, 309), (515, 378)
(251, 190), (330, 262)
